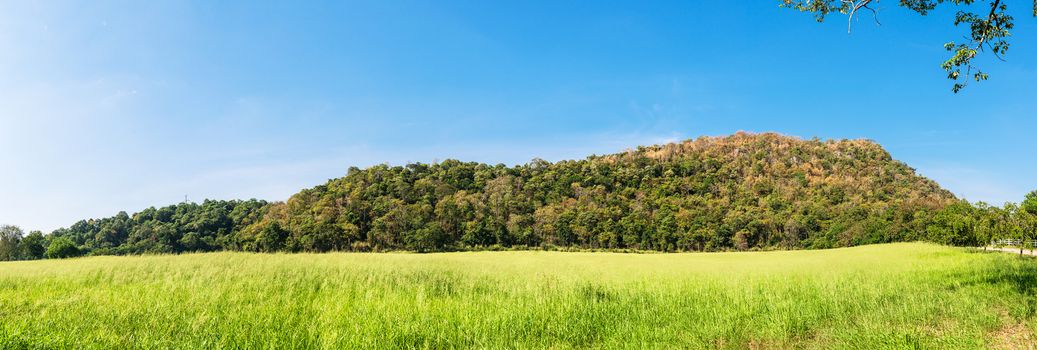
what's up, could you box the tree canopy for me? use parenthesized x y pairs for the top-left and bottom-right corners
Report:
(1021, 190), (1037, 214)
(45, 237), (80, 259)
(0, 225), (23, 261)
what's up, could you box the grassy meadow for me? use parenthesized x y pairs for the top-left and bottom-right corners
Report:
(1, 243), (1035, 349)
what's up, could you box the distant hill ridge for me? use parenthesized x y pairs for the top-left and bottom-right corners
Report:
(607, 132), (952, 208)
(48, 132), (957, 254)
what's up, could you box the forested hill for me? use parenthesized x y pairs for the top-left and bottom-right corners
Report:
(248, 132), (955, 252)
(25, 132), (965, 257)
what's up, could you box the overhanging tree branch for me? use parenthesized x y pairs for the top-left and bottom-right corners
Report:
(845, 0), (877, 33)
(779, 0), (1032, 93)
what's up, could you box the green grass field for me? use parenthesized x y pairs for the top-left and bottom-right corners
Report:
(1, 243), (1035, 349)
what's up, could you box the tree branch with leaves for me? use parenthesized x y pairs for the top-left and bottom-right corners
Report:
(780, 0), (1034, 92)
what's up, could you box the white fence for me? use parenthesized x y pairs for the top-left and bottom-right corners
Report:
(990, 239), (1037, 247)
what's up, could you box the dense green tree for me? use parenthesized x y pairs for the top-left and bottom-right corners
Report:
(1022, 190), (1037, 215)
(0, 225), (24, 261)
(972, 202), (996, 249)
(242, 221), (289, 253)
(1018, 194), (1037, 252)
(927, 201), (980, 246)
(46, 237), (80, 259)
(992, 203), (1027, 254)
(18, 230), (47, 260)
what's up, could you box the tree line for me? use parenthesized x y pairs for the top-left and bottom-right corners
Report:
(926, 194), (1037, 249)
(1, 133), (1034, 260)
(1, 199), (268, 260)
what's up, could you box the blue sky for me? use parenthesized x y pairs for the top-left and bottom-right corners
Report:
(1, 1), (1035, 232)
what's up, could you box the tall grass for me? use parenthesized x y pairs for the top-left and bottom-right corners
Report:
(1, 243), (1035, 349)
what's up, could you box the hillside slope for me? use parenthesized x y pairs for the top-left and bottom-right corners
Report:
(240, 132), (954, 252)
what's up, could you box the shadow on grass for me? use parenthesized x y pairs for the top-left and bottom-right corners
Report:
(975, 256), (1037, 319)
(941, 253), (1037, 317)
(960, 248), (1037, 295)
(985, 258), (1037, 296)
